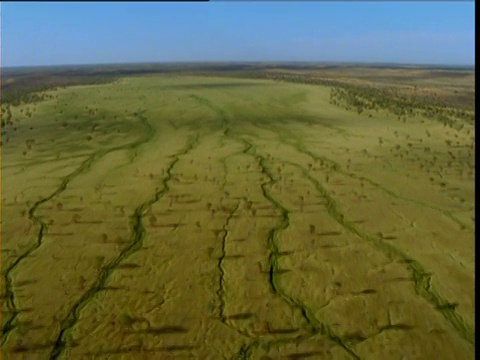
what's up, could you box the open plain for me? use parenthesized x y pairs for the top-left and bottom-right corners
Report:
(1, 71), (475, 359)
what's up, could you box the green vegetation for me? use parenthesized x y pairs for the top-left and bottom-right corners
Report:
(1, 69), (475, 359)
(328, 85), (474, 125)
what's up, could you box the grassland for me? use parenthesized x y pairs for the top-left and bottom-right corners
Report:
(1, 71), (475, 359)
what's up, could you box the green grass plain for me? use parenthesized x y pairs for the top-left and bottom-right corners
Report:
(1, 74), (475, 359)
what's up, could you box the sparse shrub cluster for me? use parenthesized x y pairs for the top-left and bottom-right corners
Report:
(1, 90), (52, 106)
(1, 104), (13, 128)
(328, 84), (474, 126)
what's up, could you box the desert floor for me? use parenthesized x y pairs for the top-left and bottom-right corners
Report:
(1, 75), (475, 359)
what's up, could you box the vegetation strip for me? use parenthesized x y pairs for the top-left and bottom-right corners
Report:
(187, 94), (359, 358)
(2, 154), (96, 344)
(187, 94), (360, 359)
(328, 85), (474, 125)
(48, 134), (199, 360)
(256, 121), (470, 231)
(241, 121), (473, 351)
(216, 202), (247, 329)
(239, 138), (360, 360)
(249, 121), (473, 341)
(1, 111), (155, 345)
(284, 160), (474, 346)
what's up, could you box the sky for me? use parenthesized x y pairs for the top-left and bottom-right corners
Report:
(1, 1), (475, 67)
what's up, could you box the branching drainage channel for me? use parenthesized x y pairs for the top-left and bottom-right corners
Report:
(48, 134), (199, 360)
(2, 113), (155, 346)
(283, 160), (474, 347)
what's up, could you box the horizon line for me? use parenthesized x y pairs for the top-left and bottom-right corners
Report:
(2, 60), (475, 70)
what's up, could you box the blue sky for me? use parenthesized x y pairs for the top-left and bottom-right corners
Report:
(1, 1), (475, 67)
